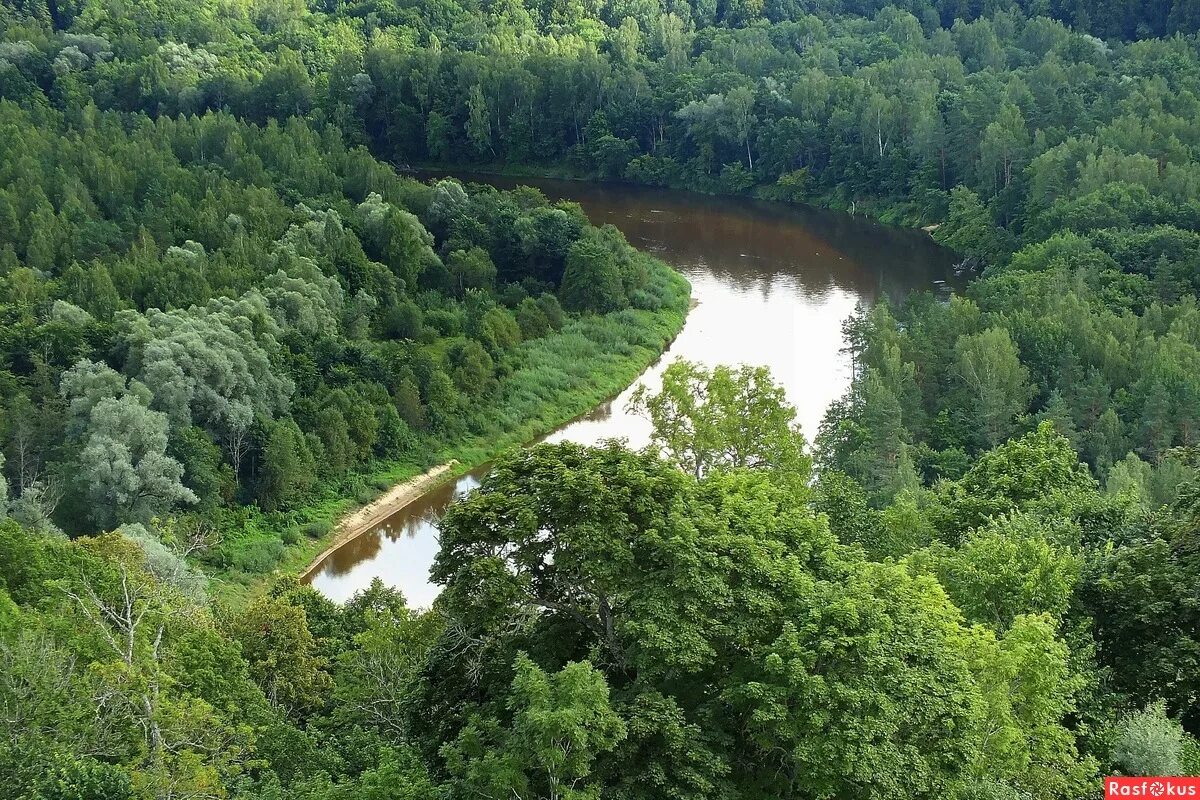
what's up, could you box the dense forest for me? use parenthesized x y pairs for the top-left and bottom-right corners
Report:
(3, 0), (1200, 796)
(0, 100), (687, 550)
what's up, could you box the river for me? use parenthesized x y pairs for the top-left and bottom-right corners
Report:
(306, 176), (959, 605)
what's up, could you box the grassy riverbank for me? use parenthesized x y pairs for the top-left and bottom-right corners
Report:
(208, 262), (690, 606)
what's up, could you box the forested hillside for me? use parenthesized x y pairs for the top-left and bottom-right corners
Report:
(7, 0), (1200, 220)
(0, 100), (686, 552)
(3, 0), (1200, 797)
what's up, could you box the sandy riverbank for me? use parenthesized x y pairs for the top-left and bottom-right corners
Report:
(299, 462), (457, 580)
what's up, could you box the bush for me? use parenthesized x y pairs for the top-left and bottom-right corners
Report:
(304, 520), (333, 539)
(228, 537), (285, 574)
(356, 488), (377, 504)
(1113, 702), (1188, 776)
(281, 527), (301, 546)
(373, 479), (391, 491)
(628, 289), (661, 311)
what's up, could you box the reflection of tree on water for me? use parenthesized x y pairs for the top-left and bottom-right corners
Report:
(313, 474), (482, 581)
(321, 526), (384, 576)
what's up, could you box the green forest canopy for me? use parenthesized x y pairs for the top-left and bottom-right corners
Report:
(3, 0), (1200, 796)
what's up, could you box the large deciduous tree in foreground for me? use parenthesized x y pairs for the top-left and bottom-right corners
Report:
(421, 438), (1091, 800)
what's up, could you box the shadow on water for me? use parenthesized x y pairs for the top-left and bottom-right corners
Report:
(306, 174), (959, 606)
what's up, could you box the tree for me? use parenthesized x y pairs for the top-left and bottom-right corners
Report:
(113, 302), (294, 452)
(629, 360), (810, 483)
(979, 104), (1030, 192)
(964, 615), (1095, 798)
(448, 247), (497, 295)
(1105, 452), (1154, 509)
(917, 513), (1080, 631)
(725, 85), (757, 170)
(559, 234), (626, 313)
(813, 469), (885, 555)
(1078, 490), (1200, 731)
(119, 523), (208, 602)
(442, 654), (626, 800)
(256, 418), (317, 512)
(226, 594), (332, 718)
(860, 90), (899, 161)
(66, 262), (121, 319)
(446, 338), (496, 397)
(0, 628), (127, 792)
(954, 327), (1032, 447)
(936, 187), (1011, 267)
(252, 47), (314, 120)
(736, 562), (986, 800)
(1112, 702), (1193, 777)
(466, 84), (493, 157)
(72, 393), (197, 530)
(851, 368), (912, 503)
(383, 299), (424, 340)
(516, 297), (551, 338)
(62, 533), (249, 795)
(169, 425), (234, 510)
(261, 265), (344, 339)
(357, 193), (441, 289)
(427, 111), (453, 160)
(935, 422), (1096, 539)
(59, 359), (147, 437)
(334, 581), (441, 742)
(0, 453), (7, 520)
(427, 443), (1003, 798)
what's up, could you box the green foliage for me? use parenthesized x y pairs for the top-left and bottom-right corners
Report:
(4, 0), (1200, 795)
(629, 360), (811, 484)
(934, 423), (1096, 539)
(257, 419), (317, 512)
(422, 441), (1096, 799)
(227, 536), (286, 574)
(304, 520), (333, 539)
(0, 98), (685, 538)
(913, 513), (1081, 631)
(0, 518), (452, 798)
(226, 594), (333, 718)
(559, 232), (628, 314)
(953, 328), (1032, 448)
(442, 654), (626, 800)
(72, 389), (198, 530)
(936, 187), (1012, 267)
(964, 614), (1095, 798)
(1077, 485), (1200, 730)
(812, 469), (885, 554)
(1112, 702), (1191, 777)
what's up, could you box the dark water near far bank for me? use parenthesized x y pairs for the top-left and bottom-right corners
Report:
(307, 176), (959, 605)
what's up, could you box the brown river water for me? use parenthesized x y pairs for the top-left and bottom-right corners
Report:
(306, 176), (959, 606)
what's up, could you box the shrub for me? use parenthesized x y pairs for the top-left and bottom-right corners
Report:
(1113, 702), (1187, 776)
(229, 537), (285, 573)
(304, 520), (333, 539)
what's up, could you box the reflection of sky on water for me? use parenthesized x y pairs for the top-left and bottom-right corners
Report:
(308, 176), (958, 607)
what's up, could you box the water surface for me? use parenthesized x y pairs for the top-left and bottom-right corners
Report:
(308, 177), (957, 605)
